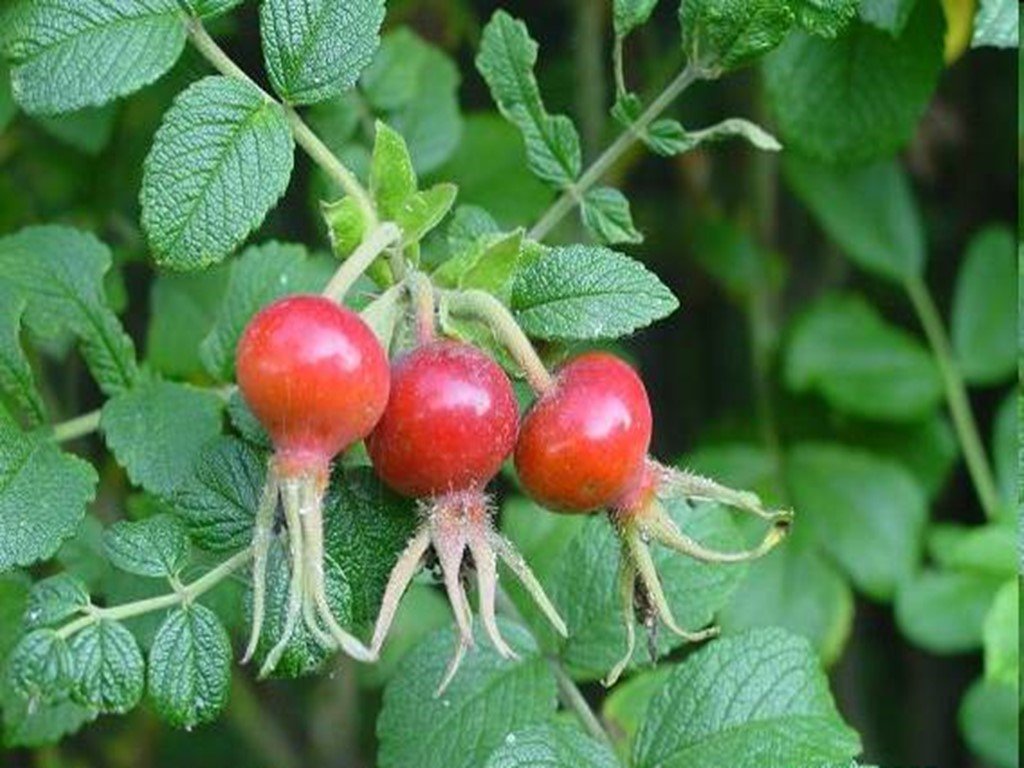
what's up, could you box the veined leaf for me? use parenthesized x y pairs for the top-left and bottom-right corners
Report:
(103, 514), (191, 579)
(680, 0), (795, 70)
(68, 619), (144, 714)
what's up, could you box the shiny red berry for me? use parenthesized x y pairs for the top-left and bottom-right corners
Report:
(367, 341), (519, 498)
(514, 352), (652, 513)
(236, 294), (390, 474)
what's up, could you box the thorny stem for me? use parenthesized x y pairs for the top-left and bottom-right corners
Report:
(441, 289), (555, 394)
(494, 588), (614, 752)
(528, 65), (700, 241)
(905, 275), (1002, 519)
(185, 19), (377, 227)
(56, 548), (253, 639)
(322, 223), (401, 303)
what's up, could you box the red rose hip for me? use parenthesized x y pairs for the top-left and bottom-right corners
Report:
(367, 341), (519, 497)
(515, 352), (652, 513)
(237, 294), (390, 474)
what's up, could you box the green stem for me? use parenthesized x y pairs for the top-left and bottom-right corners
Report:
(185, 18), (377, 227)
(905, 275), (1001, 519)
(441, 289), (555, 394)
(322, 223), (401, 303)
(53, 410), (101, 443)
(408, 271), (436, 344)
(56, 548), (253, 639)
(528, 65), (699, 241)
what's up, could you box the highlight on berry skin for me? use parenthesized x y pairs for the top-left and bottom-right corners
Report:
(366, 284), (567, 694)
(236, 294), (390, 677)
(515, 351), (793, 686)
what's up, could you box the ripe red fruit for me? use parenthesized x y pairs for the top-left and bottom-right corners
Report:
(515, 352), (652, 513)
(237, 294), (390, 475)
(367, 341), (519, 497)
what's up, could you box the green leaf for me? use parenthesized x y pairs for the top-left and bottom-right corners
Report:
(992, 391), (1017, 510)
(512, 245), (678, 341)
(260, 0), (385, 105)
(25, 573), (89, 629)
(199, 242), (333, 380)
(476, 11), (582, 188)
(788, 443), (927, 599)
(958, 678), (1019, 768)
(370, 122), (418, 219)
(4, 629), (72, 704)
(0, 226), (139, 395)
(537, 501), (745, 680)
(0, 572), (30, 661)
(377, 621), (557, 768)
(614, 0), (661, 36)
(6, 0), (186, 115)
(396, 185), (459, 248)
(68, 619), (144, 714)
(324, 467), (417, 626)
(690, 216), (785, 302)
(0, 408), (97, 571)
(951, 226), (1017, 385)
(147, 603), (231, 729)
(34, 103), (118, 155)
(185, 0), (244, 18)
(858, 0), (917, 34)
(322, 196), (368, 261)
(581, 187), (643, 245)
(172, 436), (265, 552)
(971, 0), (1019, 48)
(764, 4), (944, 163)
(982, 579), (1018, 686)
(783, 155), (924, 281)
(247, 537), (352, 678)
(784, 294), (942, 421)
(0, 62), (17, 134)
(633, 628), (862, 768)
(146, 267), (228, 379)
(101, 380), (224, 497)
(791, 0), (857, 37)
(1, 692), (94, 748)
(601, 667), (671, 760)
(928, 523), (1017, 578)
(141, 76), (295, 270)
(103, 514), (190, 579)
(0, 284), (44, 425)
(679, 0), (795, 70)
(484, 722), (619, 768)
(438, 231), (526, 302)
(895, 570), (1003, 652)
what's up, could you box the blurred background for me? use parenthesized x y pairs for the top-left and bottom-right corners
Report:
(0, 0), (1018, 766)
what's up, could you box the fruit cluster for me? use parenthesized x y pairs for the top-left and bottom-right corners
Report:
(236, 288), (791, 690)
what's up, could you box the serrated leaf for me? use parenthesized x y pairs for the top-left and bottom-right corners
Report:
(791, 0), (857, 36)
(784, 156), (924, 282)
(323, 467), (417, 626)
(0, 408), (97, 571)
(0, 284), (44, 425)
(435, 230), (524, 301)
(68, 619), (144, 714)
(246, 537), (352, 678)
(146, 266), (229, 379)
(4, 630), (72, 704)
(141, 76), (295, 269)
(476, 11), (581, 188)
(377, 622), (557, 768)
(614, 0), (661, 36)
(895, 570), (1003, 652)
(764, 5), (944, 163)
(370, 122), (417, 219)
(6, 0), (186, 115)
(396, 184), (458, 248)
(958, 678), (1018, 768)
(0, 226), (138, 395)
(633, 628), (861, 768)
(971, 0), (1019, 47)
(512, 245), (678, 341)
(484, 722), (619, 768)
(951, 226), (1017, 385)
(199, 242), (333, 380)
(982, 579), (1018, 686)
(1, 691), (94, 748)
(103, 514), (190, 578)
(147, 603), (231, 729)
(785, 294), (942, 421)
(788, 443), (927, 599)
(260, 0), (384, 105)
(172, 436), (264, 552)
(101, 380), (223, 497)
(25, 574), (89, 630)
(581, 187), (643, 245)
(322, 196), (367, 260)
(680, 0), (796, 70)
(447, 205), (501, 256)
